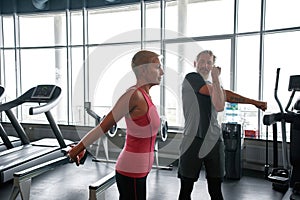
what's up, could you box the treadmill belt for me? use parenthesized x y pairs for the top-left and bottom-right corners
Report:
(0, 145), (61, 171)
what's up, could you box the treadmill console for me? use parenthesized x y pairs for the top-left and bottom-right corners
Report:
(288, 75), (300, 91)
(31, 85), (56, 99)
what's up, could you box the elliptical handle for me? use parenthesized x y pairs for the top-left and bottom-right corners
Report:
(274, 68), (284, 113)
(275, 68), (280, 91)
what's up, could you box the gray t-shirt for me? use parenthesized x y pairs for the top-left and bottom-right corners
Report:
(182, 72), (221, 140)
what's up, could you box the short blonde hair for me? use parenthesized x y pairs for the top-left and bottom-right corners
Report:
(131, 50), (159, 69)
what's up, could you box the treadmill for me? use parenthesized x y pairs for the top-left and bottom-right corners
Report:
(0, 84), (74, 183)
(0, 86), (22, 152)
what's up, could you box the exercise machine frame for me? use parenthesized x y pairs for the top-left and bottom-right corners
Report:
(263, 69), (300, 198)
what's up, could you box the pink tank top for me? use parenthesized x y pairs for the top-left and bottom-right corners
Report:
(116, 87), (160, 178)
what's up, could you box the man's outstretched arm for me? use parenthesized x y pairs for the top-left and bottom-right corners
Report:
(224, 90), (267, 111)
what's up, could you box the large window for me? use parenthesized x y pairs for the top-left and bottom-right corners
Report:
(88, 5), (141, 44)
(237, 0), (261, 33)
(84, 44), (141, 128)
(263, 31), (300, 141)
(186, 0), (234, 37)
(236, 35), (261, 137)
(19, 14), (68, 124)
(265, 0), (300, 30)
(20, 48), (68, 124)
(1, 16), (17, 102)
(2, 16), (15, 48)
(19, 14), (67, 47)
(1, 0), (300, 142)
(164, 39), (231, 127)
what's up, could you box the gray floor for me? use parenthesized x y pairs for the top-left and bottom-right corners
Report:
(0, 154), (284, 200)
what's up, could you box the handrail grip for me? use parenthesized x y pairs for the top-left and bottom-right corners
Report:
(89, 171), (116, 200)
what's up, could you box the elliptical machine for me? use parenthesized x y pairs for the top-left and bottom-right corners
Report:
(84, 102), (118, 163)
(84, 102), (171, 169)
(263, 68), (300, 199)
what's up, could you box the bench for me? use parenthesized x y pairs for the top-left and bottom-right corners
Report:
(89, 171), (116, 200)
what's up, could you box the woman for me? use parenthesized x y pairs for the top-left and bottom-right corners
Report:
(68, 50), (164, 200)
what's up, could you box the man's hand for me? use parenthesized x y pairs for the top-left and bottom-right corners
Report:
(255, 101), (267, 111)
(211, 66), (221, 81)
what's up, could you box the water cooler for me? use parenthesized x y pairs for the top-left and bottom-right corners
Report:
(222, 123), (242, 180)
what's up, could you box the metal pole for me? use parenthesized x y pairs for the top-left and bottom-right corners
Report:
(160, 0), (166, 116)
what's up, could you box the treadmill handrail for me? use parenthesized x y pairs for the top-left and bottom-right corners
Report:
(0, 86), (6, 102)
(89, 171), (116, 200)
(0, 86), (13, 149)
(0, 85), (61, 113)
(0, 98), (23, 112)
(29, 95), (62, 115)
(0, 87), (37, 111)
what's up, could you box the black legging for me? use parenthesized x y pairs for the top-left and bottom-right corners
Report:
(178, 177), (224, 200)
(116, 171), (147, 200)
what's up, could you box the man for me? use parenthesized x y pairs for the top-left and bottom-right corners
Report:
(178, 50), (267, 200)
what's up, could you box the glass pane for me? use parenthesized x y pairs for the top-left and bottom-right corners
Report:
(71, 47), (84, 125)
(21, 49), (56, 90)
(87, 44), (148, 129)
(238, 0), (261, 33)
(145, 1), (179, 40)
(2, 50), (17, 101)
(146, 2), (160, 30)
(20, 48), (68, 124)
(265, 0), (300, 30)
(165, 39), (231, 127)
(263, 31), (300, 141)
(1, 50), (17, 122)
(19, 13), (66, 47)
(186, 0), (234, 37)
(165, 1), (178, 36)
(236, 35), (261, 138)
(145, 1), (180, 40)
(70, 11), (83, 45)
(88, 5), (141, 44)
(164, 42), (197, 127)
(145, 2), (161, 41)
(2, 16), (15, 48)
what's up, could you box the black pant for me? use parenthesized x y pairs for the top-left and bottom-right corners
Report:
(178, 177), (224, 200)
(116, 171), (147, 200)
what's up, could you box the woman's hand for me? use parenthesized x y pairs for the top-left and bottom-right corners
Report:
(67, 144), (86, 166)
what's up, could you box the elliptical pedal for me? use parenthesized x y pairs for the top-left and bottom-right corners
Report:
(267, 168), (289, 193)
(268, 168), (289, 183)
